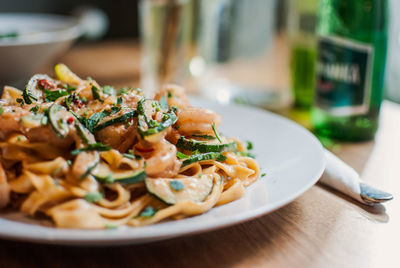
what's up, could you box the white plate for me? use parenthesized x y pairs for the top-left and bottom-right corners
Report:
(0, 99), (325, 246)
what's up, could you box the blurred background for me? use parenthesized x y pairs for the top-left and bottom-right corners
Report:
(0, 0), (399, 122)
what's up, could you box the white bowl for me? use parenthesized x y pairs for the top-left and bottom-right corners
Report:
(0, 13), (82, 86)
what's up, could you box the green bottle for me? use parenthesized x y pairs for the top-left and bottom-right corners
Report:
(289, 0), (319, 110)
(311, 0), (388, 140)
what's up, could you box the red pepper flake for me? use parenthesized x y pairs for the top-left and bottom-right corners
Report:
(66, 117), (74, 124)
(73, 99), (84, 108)
(38, 79), (56, 90)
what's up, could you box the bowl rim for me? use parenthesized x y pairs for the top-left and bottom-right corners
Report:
(0, 13), (82, 47)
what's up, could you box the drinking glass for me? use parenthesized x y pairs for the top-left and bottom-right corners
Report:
(139, 0), (192, 96)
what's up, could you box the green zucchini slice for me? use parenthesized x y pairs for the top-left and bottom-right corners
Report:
(23, 74), (51, 104)
(92, 162), (146, 185)
(93, 110), (136, 132)
(48, 104), (70, 137)
(176, 136), (236, 153)
(181, 152), (226, 167)
(145, 175), (214, 205)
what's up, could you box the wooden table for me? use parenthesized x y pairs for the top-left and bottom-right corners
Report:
(1, 40), (399, 268)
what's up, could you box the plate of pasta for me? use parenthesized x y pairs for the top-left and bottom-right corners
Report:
(0, 65), (325, 245)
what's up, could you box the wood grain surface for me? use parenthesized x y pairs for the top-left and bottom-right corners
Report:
(3, 40), (399, 268)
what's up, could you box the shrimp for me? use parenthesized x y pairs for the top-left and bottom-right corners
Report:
(95, 118), (138, 153)
(154, 84), (191, 109)
(136, 140), (180, 178)
(175, 107), (221, 136)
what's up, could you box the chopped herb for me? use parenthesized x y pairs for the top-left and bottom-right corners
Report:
(212, 122), (222, 143)
(159, 96), (169, 110)
(83, 110), (88, 116)
(122, 153), (135, 159)
(236, 151), (256, 159)
(261, 173), (266, 177)
(84, 192), (103, 203)
(0, 106), (4, 115)
(198, 174), (202, 178)
(71, 142), (111, 155)
(67, 160), (72, 166)
(192, 134), (216, 140)
(30, 105), (40, 114)
(117, 88), (128, 96)
(16, 98), (24, 105)
(176, 151), (189, 159)
(17, 136), (22, 141)
(169, 180), (185, 191)
(91, 86), (102, 101)
(246, 141), (253, 151)
(167, 91), (172, 98)
(103, 174), (114, 184)
(117, 96), (123, 105)
(105, 224), (118, 229)
(44, 89), (68, 102)
(125, 121), (132, 129)
(102, 85), (115, 95)
(81, 96), (87, 103)
(40, 115), (48, 125)
(63, 84), (76, 93)
(139, 206), (156, 218)
(134, 88), (142, 93)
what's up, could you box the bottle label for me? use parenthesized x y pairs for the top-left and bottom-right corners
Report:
(315, 36), (374, 116)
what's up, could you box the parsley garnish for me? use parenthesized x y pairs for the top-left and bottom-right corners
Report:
(169, 180), (185, 191)
(91, 85), (102, 101)
(44, 89), (68, 102)
(102, 85), (115, 95)
(122, 153), (136, 159)
(63, 84), (76, 93)
(167, 91), (172, 98)
(176, 151), (189, 159)
(40, 115), (48, 125)
(117, 96), (123, 105)
(84, 192), (103, 203)
(30, 105), (40, 114)
(246, 141), (253, 150)
(212, 122), (222, 143)
(236, 151), (255, 159)
(71, 142), (111, 155)
(261, 173), (266, 177)
(117, 88), (128, 96)
(0, 106), (4, 115)
(139, 206), (157, 218)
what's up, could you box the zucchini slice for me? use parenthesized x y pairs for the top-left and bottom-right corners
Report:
(93, 110), (136, 132)
(145, 175), (214, 205)
(176, 136), (236, 153)
(92, 163), (146, 185)
(137, 99), (177, 139)
(48, 104), (70, 137)
(23, 74), (51, 104)
(75, 122), (95, 144)
(181, 152), (226, 167)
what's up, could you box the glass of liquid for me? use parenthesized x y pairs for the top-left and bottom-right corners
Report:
(139, 0), (193, 96)
(191, 0), (291, 110)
